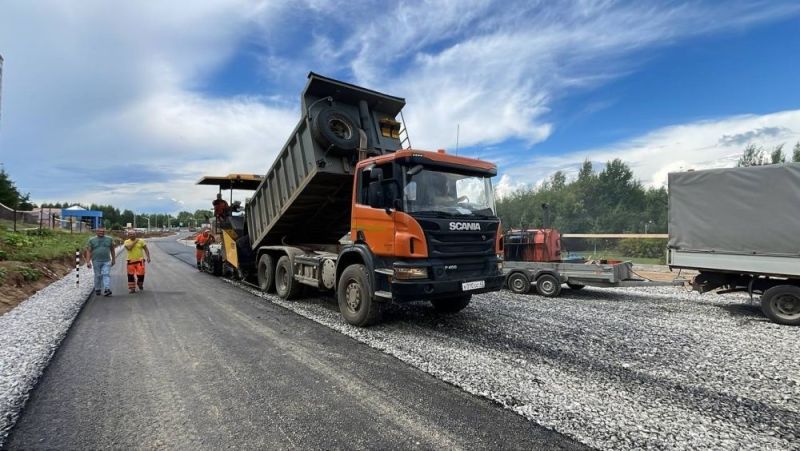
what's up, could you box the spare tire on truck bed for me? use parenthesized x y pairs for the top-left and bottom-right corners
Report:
(311, 107), (359, 152)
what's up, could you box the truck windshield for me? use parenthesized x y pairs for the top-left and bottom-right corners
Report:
(402, 166), (496, 218)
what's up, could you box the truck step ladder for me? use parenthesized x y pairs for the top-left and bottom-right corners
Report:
(399, 110), (412, 150)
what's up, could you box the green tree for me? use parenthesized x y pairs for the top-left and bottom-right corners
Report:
(793, 142), (800, 163)
(770, 144), (786, 164)
(0, 167), (33, 209)
(737, 144), (767, 167)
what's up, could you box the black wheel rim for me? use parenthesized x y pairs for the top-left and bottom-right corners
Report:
(329, 118), (352, 140)
(277, 265), (287, 292)
(345, 280), (361, 313)
(772, 294), (800, 320)
(510, 276), (526, 292)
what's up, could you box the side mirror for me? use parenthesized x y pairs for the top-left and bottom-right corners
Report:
(368, 181), (383, 208)
(407, 164), (423, 177)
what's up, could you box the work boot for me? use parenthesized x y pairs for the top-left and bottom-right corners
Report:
(129, 288), (136, 294)
(138, 284), (144, 291)
(103, 289), (113, 297)
(95, 289), (102, 295)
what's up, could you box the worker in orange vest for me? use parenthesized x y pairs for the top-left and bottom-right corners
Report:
(194, 228), (215, 270)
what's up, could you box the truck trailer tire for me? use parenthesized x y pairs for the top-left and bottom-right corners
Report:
(431, 295), (471, 313)
(761, 285), (800, 326)
(337, 264), (383, 327)
(536, 274), (562, 297)
(257, 254), (275, 293)
(275, 255), (302, 299)
(212, 256), (223, 277)
(507, 272), (531, 294)
(312, 107), (359, 151)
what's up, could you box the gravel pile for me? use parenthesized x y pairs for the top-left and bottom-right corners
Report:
(0, 266), (93, 444)
(228, 280), (799, 450)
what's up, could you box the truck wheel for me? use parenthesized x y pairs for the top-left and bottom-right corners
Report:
(761, 285), (800, 326)
(507, 273), (531, 294)
(337, 264), (383, 326)
(275, 255), (302, 299)
(212, 256), (223, 277)
(257, 254), (275, 293)
(311, 107), (359, 151)
(536, 274), (562, 297)
(567, 283), (585, 291)
(431, 295), (471, 313)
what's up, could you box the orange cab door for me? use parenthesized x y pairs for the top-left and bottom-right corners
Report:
(351, 164), (396, 256)
(352, 204), (395, 256)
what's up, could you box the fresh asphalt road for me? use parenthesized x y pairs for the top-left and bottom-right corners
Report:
(5, 234), (585, 450)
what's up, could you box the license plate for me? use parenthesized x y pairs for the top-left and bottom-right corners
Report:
(462, 280), (485, 291)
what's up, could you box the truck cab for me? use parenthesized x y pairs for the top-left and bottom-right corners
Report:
(348, 149), (504, 307)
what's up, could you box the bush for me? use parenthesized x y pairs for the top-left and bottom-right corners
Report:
(616, 238), (667, 259)
(17, 266), (42, 282)
(2, 232), (34, 248)
(25, 228), (54, 237)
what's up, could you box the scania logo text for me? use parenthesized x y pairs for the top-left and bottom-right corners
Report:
(449, 222), (481, 231)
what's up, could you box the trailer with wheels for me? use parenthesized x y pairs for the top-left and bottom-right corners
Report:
(668, 163), (800, 326)
(502, 227), (679, 296)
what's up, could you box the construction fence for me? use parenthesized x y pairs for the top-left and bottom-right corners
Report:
(0, 203), (93, 232)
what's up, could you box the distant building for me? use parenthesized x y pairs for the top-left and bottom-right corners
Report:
(61, 205), (103, 229)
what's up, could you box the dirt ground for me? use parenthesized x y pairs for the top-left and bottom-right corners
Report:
(633, 269), (697, 283)
(0, 257), (76, 316)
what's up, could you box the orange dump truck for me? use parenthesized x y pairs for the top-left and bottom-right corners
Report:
(233, 73), (505, 326)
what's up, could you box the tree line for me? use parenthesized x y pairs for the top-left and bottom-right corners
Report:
(497, 141), (800, 233)
(4, 140), (800, 233)
(37, 202), (213, 230)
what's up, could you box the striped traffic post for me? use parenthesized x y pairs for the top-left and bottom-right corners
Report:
(75, 248), (80, 286)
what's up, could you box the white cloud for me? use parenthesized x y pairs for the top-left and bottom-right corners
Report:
(498, 109), (800, 194)
(1, 0), (799, 214)
(339, 1), (800, 151)
(0, 0), (292, 213)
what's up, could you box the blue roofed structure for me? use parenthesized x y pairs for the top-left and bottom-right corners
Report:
(61, 205), (103, 229)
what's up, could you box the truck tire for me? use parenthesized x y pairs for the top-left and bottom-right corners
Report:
(507, 272), (531, 294)
(311, 107), (359, 151)
(257, 254), (275, 293)
(337, 264), (383, 326)
(431, 294), (471, 313)
(212, 256), (223, 277)
(536, 274), (562, 297)
(567, 283), (585, 291)
(761, 285), (800, 326)
(275, 255), (302, 299)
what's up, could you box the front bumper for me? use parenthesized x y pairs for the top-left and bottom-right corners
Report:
(390, 274), (505, 302)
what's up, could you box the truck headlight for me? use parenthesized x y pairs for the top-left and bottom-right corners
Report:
(394, 267), (428, 280)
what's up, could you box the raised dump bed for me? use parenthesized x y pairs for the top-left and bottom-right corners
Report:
(246, 73), (405, 247)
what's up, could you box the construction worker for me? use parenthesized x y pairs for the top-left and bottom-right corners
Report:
(194, 228), (214, 270)
(212, 193), (229, 228)
(124, 229), (151, 293)
(85, 227), (116, 296)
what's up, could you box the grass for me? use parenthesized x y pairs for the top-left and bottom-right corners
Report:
(0, 226), (94, 262)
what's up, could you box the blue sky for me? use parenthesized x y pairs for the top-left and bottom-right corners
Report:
(1, 0), (799, 213)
